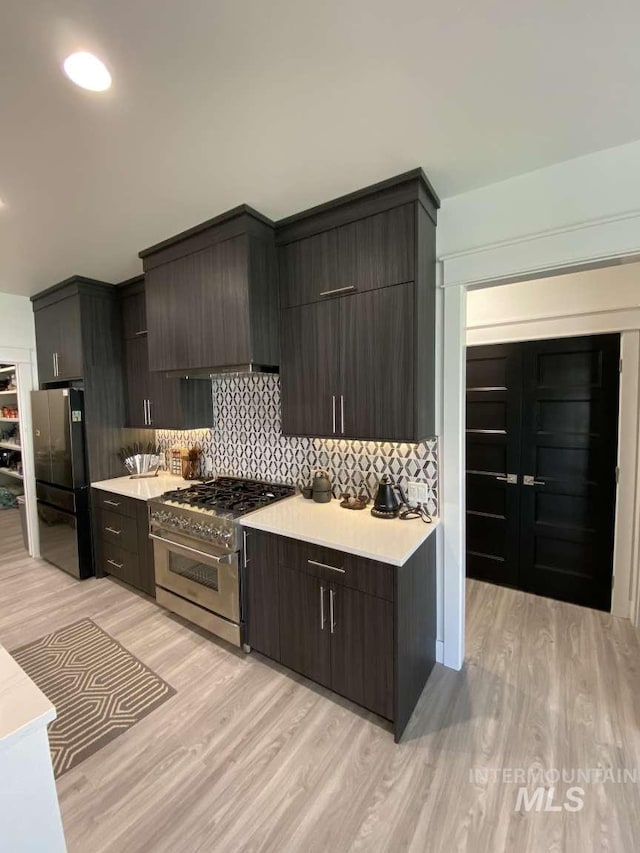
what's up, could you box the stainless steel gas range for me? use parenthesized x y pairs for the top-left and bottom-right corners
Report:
(148, 477), (295, 648)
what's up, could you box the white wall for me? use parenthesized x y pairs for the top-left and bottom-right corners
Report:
(466, 261), (640, 342)
(0, 292), (35, 350)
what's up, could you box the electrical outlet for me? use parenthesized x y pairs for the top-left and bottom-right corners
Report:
(407, 481), (430, 506)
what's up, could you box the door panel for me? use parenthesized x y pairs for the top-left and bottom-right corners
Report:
(518, 335), (619, 611)
(31, 391), (53, 483)
(340, 283), (414, 441)
(280, 300), (339, 437)
(278, 565), (331, 688)
(329, 584), (394, 720)
(48, 390), (73, 488)
(125, 337), (151, 428)
(466, 344), (522, 586)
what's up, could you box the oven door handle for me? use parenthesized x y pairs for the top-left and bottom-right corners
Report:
(149, 532), (233, 564)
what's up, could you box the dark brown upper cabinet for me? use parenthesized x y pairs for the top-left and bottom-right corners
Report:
(277, 168), (439, 442)
(31, 277), (127, 481)
(278, 203), (415, 309)
(33, 285), (84, 383)
(138, 205), (279, 376)
(119, 277), (211, 430)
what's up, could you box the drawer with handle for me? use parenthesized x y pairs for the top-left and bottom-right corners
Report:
(100, 541), (141, 588)
(278, 536), (394, 601)
(93, 488), (138, 519)
(100, 509), (138, 552)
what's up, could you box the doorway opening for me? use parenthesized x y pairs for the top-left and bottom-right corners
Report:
(0, 363), (28, 552)
(466, 333), (621, 611)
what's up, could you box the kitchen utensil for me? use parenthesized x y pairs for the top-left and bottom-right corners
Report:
(371, 475), (403, 519)
(339, 493), (370, 510)
(301, 485), (313, 499)
(312, 470), (332, 503)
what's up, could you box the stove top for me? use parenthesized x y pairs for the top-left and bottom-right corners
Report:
(159, 477), (296, 518)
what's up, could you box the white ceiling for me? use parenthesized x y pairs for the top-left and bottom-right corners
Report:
(2, 0), (640, 296)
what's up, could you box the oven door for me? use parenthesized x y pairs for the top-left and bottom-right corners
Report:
(151, 533), (240, 624)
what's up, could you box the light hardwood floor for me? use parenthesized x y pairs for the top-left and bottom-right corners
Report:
(1, 508), (639, 853)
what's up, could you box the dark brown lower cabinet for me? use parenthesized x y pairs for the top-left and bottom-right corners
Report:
(245, 529), (435, 741)
(92, 489), (155, 596)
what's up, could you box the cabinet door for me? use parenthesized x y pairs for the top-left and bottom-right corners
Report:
(330, 585), (394, 720)
(278, 565), (331, 688)
(279, 229), (340, 308)
(245, 531), (281, 660)
(339, 283), (415, 441)
(279, 204), (415, 309)
(34, 306), (60, 384)
(56, 296), (83, 381)
(124, 338), (151, 428)
(121, 291), (147, 340)
(34, 296), (83, 383)
(280, 300), (339, 437)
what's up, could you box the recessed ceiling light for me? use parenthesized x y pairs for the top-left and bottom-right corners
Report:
(63, 52), (111, 92)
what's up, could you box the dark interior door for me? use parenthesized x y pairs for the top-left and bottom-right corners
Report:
(466, 335), (620, 612)
(466, 344), (523, 586)
(518, 335), (620, 610)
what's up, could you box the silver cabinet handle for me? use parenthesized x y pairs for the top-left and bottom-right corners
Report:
(496, 474), (518, 484)
(105, 526), (121, 535)
(52, 353), (57, 377)
(308, 559), (345, 574)
(332, 395), (336, 434)
(320, 585), (325, 630)
(340, 395), (345, 435)
(523, 475), (546, 486)
(242, 530), (250, 569)
(104, 499), (121, 507)
(149, 532), (232, 563)
(143, 399), (148, 425)
(147, 399), (153, 425)
(134, 330), (148, 337)
(329, 588), (336, 633)
(319, 285), (356, 297)
(107, 559), (124, 570)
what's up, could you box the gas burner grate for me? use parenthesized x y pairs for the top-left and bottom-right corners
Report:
(160, 477), (295, 516)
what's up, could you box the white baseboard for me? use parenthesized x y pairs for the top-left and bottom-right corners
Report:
(435, 640), (444, 664)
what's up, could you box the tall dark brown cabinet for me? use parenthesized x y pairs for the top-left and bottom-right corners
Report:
(277, 169), (439, 442)
(32, 277), (127, 481)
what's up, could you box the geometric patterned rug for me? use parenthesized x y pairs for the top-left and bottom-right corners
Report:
(11, 618), (176, 777)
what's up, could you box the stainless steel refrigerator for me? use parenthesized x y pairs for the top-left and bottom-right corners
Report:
(31, 388), (93, 579)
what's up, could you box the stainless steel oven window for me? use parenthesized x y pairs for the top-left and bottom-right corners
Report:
(168, 551), (219, 591)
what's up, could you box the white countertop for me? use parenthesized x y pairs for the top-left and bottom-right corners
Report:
(91, 474), (200, 501)
(0, 644), (56, 748)
(240, 495), (439, 566)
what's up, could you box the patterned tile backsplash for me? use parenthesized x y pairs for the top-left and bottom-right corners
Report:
(156, 374), (438, 514)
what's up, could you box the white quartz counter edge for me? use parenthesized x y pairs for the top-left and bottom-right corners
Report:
(0, 645), (56, 747)
(239, 495), (439, 566)
(91, 474), (201, 501)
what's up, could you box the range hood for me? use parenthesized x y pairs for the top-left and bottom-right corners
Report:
(166, 364), (279, 381)
(139, 205), (280, 382)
